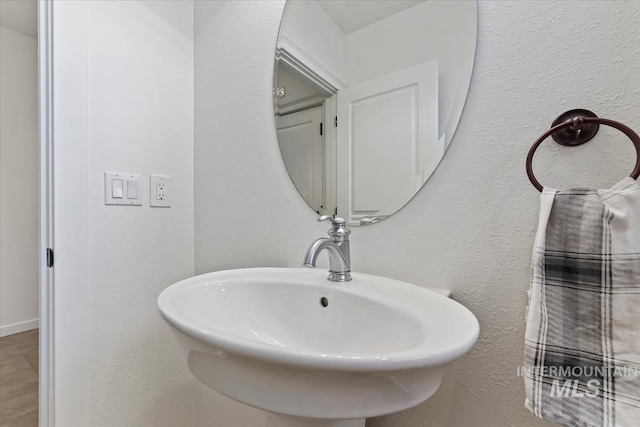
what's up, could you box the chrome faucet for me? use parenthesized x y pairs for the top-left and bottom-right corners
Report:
(303, 215), (351, 282)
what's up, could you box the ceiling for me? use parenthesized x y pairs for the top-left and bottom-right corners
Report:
(0, 0), (423, 40)
(316, 0), (423, 34)
(0, 0), (37, 38)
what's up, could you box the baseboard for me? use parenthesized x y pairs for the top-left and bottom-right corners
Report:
(0, 318), (39, 337)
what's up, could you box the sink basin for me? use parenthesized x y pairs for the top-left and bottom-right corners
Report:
(158, 268), (478, 426)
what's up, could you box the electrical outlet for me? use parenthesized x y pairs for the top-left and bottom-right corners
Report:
(156, 182), (166, 200)
(150, 175), (171, 207)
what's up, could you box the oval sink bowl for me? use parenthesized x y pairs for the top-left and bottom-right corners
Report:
(158, 268), (479, 426)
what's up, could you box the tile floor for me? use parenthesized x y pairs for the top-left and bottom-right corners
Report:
(0, 329), (38, 427)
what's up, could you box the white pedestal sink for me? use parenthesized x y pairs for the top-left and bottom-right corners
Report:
(158, 268), (479, 426)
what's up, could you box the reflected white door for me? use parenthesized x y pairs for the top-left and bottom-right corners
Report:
(337, 59), (439, 225)
(276, 105), (324, 213)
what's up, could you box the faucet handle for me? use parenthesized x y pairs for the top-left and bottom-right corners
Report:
(318, 215), (345, 225)
(317, 215), (350, 240)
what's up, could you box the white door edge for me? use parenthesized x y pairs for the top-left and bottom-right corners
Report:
(45, 1), (91, 425)
(38, 1), (54, 425)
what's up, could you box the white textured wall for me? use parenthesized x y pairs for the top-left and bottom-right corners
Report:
(0, 25), (39, 336)
(85, 1), (210, 425)
(195, 1), (640, 426)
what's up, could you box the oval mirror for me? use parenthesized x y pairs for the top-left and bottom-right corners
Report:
(274, 0), (477, 226)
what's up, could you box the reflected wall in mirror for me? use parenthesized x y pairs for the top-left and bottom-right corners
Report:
(274, 0), (477, 226)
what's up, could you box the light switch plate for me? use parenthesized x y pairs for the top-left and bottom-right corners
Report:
(105, 172), (142, 206)
(149, 174), (171, 207)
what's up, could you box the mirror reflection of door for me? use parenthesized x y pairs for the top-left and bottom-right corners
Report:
(275, 66), (336, 216)
(277, 106), (324, 214)
(337, 59), (439, 223)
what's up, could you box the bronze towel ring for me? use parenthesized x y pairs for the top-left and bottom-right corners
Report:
(526, 109), (640, 192)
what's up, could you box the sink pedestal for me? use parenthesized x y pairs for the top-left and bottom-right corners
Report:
(266, 414), (365, 427)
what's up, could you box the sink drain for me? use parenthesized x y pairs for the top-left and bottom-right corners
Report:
(320, 297), (329, 307)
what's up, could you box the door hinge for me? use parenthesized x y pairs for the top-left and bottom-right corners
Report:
(46, 248), (54, 268)
(335, 116), (337, 127)
(320, 122), (323, 136)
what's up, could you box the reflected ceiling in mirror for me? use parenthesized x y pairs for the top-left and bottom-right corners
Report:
(274, 0), (477, 226)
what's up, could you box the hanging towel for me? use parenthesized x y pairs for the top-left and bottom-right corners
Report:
(524, 177), (640, 427)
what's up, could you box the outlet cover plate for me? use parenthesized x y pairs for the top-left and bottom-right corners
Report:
(150, 174), (171, 207)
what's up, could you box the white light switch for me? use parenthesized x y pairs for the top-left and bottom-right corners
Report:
(127, 180), (138, 199)
(105, 172), (142, 206)
(112, 179), (123, 198)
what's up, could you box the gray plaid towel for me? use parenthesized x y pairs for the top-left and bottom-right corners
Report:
(524, 177), (640, 426)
